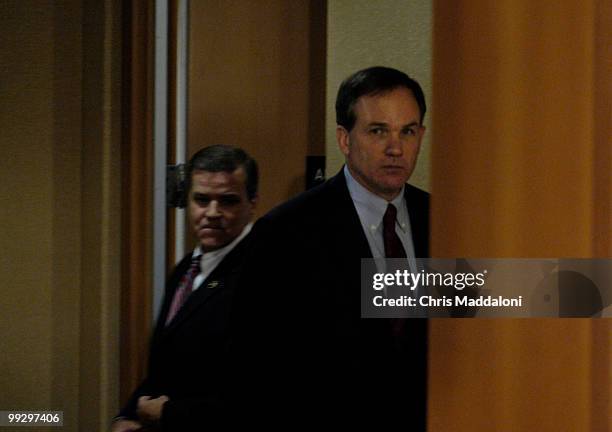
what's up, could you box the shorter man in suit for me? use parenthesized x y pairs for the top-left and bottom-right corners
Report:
(232, 66), (429, 428)
(112, 144), (258, 432)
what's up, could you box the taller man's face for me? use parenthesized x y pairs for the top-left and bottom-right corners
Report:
(337, 87), (425, 201)
(188, 167), (256, 252)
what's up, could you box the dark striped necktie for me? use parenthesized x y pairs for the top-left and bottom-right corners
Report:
(165, 255), (201, 326)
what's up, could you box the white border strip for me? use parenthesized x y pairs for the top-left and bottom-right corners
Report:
(174, 0), (189, 264)
(153, 0), (168, 321)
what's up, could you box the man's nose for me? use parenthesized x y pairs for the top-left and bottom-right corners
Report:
(205, 200), (221, 218)
(385, 133), (403, 156)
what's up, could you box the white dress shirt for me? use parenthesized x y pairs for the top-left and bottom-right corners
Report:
(344, 166), (418, 274)
(190, 222), (253, 291)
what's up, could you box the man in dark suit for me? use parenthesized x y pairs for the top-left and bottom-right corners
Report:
(112, 145), (258, 432)
(233, 67), (429, 428)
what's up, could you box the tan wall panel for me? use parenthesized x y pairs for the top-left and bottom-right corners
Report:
(430, 1), (610, 430)
(432, 0), (596, 258)
(188, 0), (313, 216)
(120, 0), (155, 406)
(79, 0), (122, 429)
(593, 0), (612, 258)
(430, 319), (593, 430)
(0, 1), (121, 429)
(0, 1), (56, 415)
(50, 2), (84, 429)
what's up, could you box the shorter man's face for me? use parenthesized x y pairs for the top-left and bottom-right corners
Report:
(188, 167), (256, 252)
(337, 87), (425, 201)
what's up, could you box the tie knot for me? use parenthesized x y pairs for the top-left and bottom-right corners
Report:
(190, 255), (202, 272)
(383, 203), (398, 228)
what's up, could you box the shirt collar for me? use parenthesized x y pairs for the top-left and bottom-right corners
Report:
(192, 222), (253, 259)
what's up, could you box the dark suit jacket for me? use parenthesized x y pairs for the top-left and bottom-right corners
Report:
(232, 169), (429, 428)
(118, 232), (252, 430)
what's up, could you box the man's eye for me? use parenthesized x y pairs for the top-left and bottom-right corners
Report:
(196, 197), (211, 205)
(220, 196), (240, 206)
(193, 194), (210, 205)
(402, 127), (417, 136)
(370, 127), (386, 135)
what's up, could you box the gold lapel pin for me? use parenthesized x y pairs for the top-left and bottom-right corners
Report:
(207, 281), (219, 289)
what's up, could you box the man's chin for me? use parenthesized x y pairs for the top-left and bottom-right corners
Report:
(377, 178), (409, 195)
(376, 168), (409, 183)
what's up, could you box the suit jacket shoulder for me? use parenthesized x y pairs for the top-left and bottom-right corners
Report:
(257, 169), (430, 257)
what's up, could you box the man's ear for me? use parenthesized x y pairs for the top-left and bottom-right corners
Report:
(415, 125), (426, 152)
(249, 195), (258, 215)
(336, 126), (350, 157)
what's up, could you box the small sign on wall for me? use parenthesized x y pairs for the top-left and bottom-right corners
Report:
(306, 155), (326, 190)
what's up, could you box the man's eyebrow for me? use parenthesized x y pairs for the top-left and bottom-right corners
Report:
(194, 191), (241, 197)
(366, 121), (421, 128)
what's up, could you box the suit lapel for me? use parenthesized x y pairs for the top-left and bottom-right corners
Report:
(160, 233), (250, 336)
(325, 170), (372, 259)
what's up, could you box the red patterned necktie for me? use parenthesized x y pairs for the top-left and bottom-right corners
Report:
(165, 255), (201, 326)
(383, 204), (407, 258)
(383, 203), (408, 339)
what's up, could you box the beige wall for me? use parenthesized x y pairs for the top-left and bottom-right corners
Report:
(326, 0), (432, 191)
(1, 2), (57, 419)
(0, 1), (121, 430)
